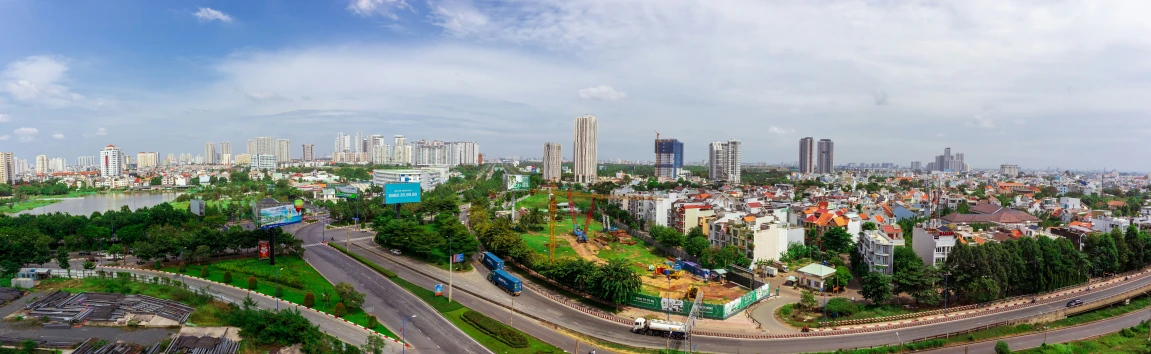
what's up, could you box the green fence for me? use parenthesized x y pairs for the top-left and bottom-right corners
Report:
(627, 283), (772, 320)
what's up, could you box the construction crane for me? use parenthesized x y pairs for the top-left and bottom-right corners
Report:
(538, 188), (657, 261)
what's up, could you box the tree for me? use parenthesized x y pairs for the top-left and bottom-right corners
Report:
(892, 247), (927, 295)
(861, 222), (878, 231)
(363, 334), (387, 354)
(199, 265), (209, 278)
(822, 227), (854, 254)
(150, 176), (163, 186)
(830, 266), (852, 291)
(333, 302), (346, 318)
(684, 236), (711, 258)
(994, 340), (1011, 354)
(824, 297), (858, 316)
(223, 271), (233, 284)
(366, 314), (379, 329)
(320, 291), (331, 309)
(334, 282), (366, 310)
(861, 271), (893, 304)
(589, 259), (642, 305)
(799, 290), (817, 309)
(83, 260), (95, 270)
(56, 248), (71, 274)
(304, 291), (316, 308)
(248, 276), (258, 290)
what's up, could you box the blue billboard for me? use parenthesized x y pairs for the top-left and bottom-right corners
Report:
(384, 183), (422, 204)
(258, 205), (302, 228)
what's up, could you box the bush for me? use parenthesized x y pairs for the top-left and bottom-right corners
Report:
(1121, 327), (1136, 338)
(367, 314), (379, 329)
(248, 276), (258, 290)
(824, 298), (858, 316)
(275, 285), (283, 298)
(994, 340), (1011, 354)
(304, 292), (315, 308)
(462, 310), (529, 348)
(779, 303), (794, 316)
(153, 260), (163, 270)
(179, 262), (186, 273)
(334, 302), (346, 318)
(199, 266), (209, 278)
(223, 271), (232, 284)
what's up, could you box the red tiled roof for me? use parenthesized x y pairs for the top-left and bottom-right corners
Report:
(747, 202), (763, 208)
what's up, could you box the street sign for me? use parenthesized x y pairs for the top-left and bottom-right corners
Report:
(454, 253), (465, 263)
(434, 284), (443, 297)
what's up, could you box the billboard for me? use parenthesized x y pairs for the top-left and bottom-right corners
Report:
(257, 205), (302, 228)
(258, 240), (271, 260)
(505, 174), (530, 191)
(435, 284), (443, 297)
(189, 199), (206, 217)
(384, 183), (421, 204)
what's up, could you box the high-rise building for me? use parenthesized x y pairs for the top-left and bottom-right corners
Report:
(709, 142), (726, 182)
(1000, 164), (1020, 177)
(354, 132), (364, 153)
(413, 140), (450, 165)
(799, 137), (815, 174)
(247, 139), (256, 155)
(136, 152), (159, 168)
(448, 141), (479, 166)
(654, 138), (684, 179)
(369, 136), (390, 164)
(572, 114), (598, 184)
(15, 159), (28, 175)
(302, 144), (315, 161)
(252, 154), (276, 170)
(234, 154), (251, 165)
(543, 142), (562, 182)
(276, 139), (291, 162)
(254, 137), (276, 156)
(335, 133), (345, 153)
(911, 161), (922, 171)
(100, 145), (124, 177)
(49, 158), (66, 172)
(708, 140), (742, 183)
(932, 147), (967, 172)
(220, 141), (231, 164)
(817, 139), (834, 174)
(392, 135), (412, 164)
(0, 152), (13, 184)
(204, 142), (217, 164)
(35, 155), (48, 174)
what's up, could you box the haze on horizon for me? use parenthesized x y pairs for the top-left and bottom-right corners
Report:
(1, 0), (1149, 171)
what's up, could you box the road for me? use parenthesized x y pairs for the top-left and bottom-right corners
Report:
(295, 222), (491, 354)
(923, 306), (1151, 353)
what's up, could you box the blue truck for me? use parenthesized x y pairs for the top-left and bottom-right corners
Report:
(487, 269), (522, 296)
(481, 252), (505, 271)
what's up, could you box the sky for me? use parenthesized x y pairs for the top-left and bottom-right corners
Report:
(2, 0), (1151, 171)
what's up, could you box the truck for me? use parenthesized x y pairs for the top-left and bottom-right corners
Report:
(573, 226), (588, 243)
(631, 318), (687, 339)
(481, 252), (505, 271)
(487, 269), (522, 296)
(762, 266), (778, 277)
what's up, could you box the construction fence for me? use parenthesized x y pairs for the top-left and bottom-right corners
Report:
(627, 283), (773, 320)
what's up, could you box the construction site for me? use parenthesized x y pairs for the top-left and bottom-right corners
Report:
(16, 291), (195, 328)
(515, 190), (752, 304)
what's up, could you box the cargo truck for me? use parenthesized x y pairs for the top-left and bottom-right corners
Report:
(762, 266), (778, 277)
(487, 269), (522, 296)
(631, 318), (687, 339)
(481, 252), (505, 271)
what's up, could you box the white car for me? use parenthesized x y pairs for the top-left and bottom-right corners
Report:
(390, 249), (402, 255)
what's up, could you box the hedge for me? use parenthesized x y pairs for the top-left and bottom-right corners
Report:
(214, 261), (306, 289)
(330, 243), (398, 278)
(461, 310), (529, 348)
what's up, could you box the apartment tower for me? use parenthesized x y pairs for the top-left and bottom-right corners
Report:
(708, 139), (742, 183)
(0, 152), (13, 184)
(276, 139), (291, 162)
(572, 114), (598, 184)
(543, 142), (562, 182)
(817, 139), (834, 174)
(303, 144), (315, 161)
(799, 137), (815, 174)
(655, 138), (684, 180)
(204, 142), (217, 164)
(99, 145), (124, 177)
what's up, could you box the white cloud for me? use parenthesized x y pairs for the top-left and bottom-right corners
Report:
(577, 85), (627, 100)
(967, 115), (996, 130)
(245, 91), (287, 101)
(2, 56), (88, 107)
(768, 126), (795, 135)
(0, 135), (8, 141)
(194, 7), (233, 23)
(348, 0), (411, 19)
(13, 127), (37, 142)
(81, 127), (108, 137)
(0, 113), (8, 122)
(52, 133), (65, 139)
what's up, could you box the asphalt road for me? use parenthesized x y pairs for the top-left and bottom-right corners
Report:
(923, 307), (1151, 353)
(296, 222), (491, 354)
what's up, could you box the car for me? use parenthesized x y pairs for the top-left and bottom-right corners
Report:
(85, 257), (97, 262)
(78, 251), (92, 255)
(1067, 299), (1084, 307)
(390, 249), (402, 255)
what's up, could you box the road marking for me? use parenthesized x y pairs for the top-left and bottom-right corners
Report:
(305, 237), (372, 247)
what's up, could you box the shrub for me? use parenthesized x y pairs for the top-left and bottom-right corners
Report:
(462, 310), (529, 348)
(247, 276), (258, 290)
(179, 262), (186, 273)
(275, 285), (283, 298)
(824, 298), (858, 316)
(199, 266), (209, 278)
(334, 302), (346, 318)
(1121, 327), (1136, 338)
(367, 314), (379, 329)
(779, 303), (794, 316)
(994, 340), (1011, 354)
(223, 271), (232, 284)
(304, 292), (315, 308)
(153, 260), (163, 270)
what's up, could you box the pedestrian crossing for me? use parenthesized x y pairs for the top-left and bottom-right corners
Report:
(304, 236), (373, 248)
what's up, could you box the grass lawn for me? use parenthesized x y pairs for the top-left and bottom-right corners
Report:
(39, 277), (233, 326)
(777, 302), (916, 327)
(1017, 322), (1151, 354)
(596, 238), (670, 272)
(1, 196), (64, 214)
(159, 255), (398, 340)
(331, 244), (564, 354)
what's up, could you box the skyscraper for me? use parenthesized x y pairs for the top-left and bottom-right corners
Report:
(932, 147), (966, 172)
(708, 139), (741, 183)
(572, 114), (598, 184)
(654, 138), (684, 179)
(99, 145), (124, 177)
(204, 142), (217, 164)
(817, 139), (834, 174)
(543, 142), (562, 182)
(302, 144), (315, 161)
(0, 152), (13, 184)
(35, 155), (48, 174)
(392, 135), (412, 164)
(247, 139), (256, 155)
(354, 132), (364, 153)
(276, 139), (291, 162)
(799, 137), (815, 174)
(220, 141), (231, 164)
(255, 137), (275, 156)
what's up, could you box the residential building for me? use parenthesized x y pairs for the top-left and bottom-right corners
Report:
(932, 147), (967, 172)
(799, 137), (815, 174)
(246, 139), (256, 155)
(672, 202), (715, 234)
(234, 154), (251, 165)
(708, 139), (742, 183)
(817, 139), (834, 174)
(251, 154), (277, 171)
(220, 141), (231, 158)
(543, 142), (562, 182)
(48, 158), (65, 172)
(392, 135), (412, 164)
(253, 137), (275, 157)
(35, 155), (48, 174)
(372, 167), (449, 191)
(654, 138), (684, 180)
(1001, 164), (1020, 177)
(15, 159), (27, 175)
(912, 227), (956, 267)
(303, 144), (315, 161)
(354, 132), (365, 153)
(857, 229), (905, 275)
(709, 213), (804, 263)
(371, 139), (390, 164)
(573, 114), (598, 184)
(99, 145), (124, 177)
(447, 141), (480, 166)
(0, 152), (13, 184)
(910, 161), (921, 170)
(276, 139), (291, 162)
(204, 142), (217, 164)
(136, 152), (158, 168)
(413, 140), (450, 165)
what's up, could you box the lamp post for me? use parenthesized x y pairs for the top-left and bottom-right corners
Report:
(402, 315), (416, 354)
(275, 267), (283, 311)
(944, 271), (952, 315)
(1043, 324), (1050, 344)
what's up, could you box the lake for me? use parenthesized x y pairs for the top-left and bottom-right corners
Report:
(16, 192), (183, 216)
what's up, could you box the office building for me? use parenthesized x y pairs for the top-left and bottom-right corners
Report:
(543, 142), (562, 182)
(0, 152), (13, 184)
(204, 142), (217, 165)
(572, 114), (598, 184)
(1001, 164), (1020, 177)
(817, 139), (834, 174)
(99, 145), (124, 177)
(799, 137), (815, 174)
(654, 138), (684, 179)
(708, 139), (742, 183)
(251, 154), (276, 170)
(275, 139), (291, 162)
(303, 144), (315, 161)
(35, 155), (49, 174)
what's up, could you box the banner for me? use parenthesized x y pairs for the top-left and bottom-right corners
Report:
(258, 240), (270, 260)
(257, 205), (302, 228)
(454, 253), (465, 263)
(189, 199), (206, 216)
(384, 183), (422, 204)
(504, 174), (530, 191)
(435, 284), (443, 297)
(626, 283), (772, 320)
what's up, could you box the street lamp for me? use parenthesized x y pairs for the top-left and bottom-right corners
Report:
(275, 267), (283, 311)
(402, 315), (416, 354)
(1043, 324), (1050, 344)
(943, 271), (952, 315)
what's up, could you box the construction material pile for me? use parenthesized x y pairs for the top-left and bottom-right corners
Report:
(609, 230), (637, 245)
(163, 335), (240, 354)
(0, 335), (84, 349)
(23, 291), (194, 326)
(73, 338), (164, 354)
(0, 287), (23, 305)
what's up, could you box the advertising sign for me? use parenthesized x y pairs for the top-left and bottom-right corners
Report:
(434, 284), (443, 297)
(189, 199), (206, 217)
(294, 199), (304, 213)
(258, 240), (270, 260)
(504, 174), (530, 191)
(384, 183), (422, 204)
(454, 253), (465, 263)
(258, 205), (302, 228)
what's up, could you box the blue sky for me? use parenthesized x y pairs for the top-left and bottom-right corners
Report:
(2, 0), (1151, 171)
